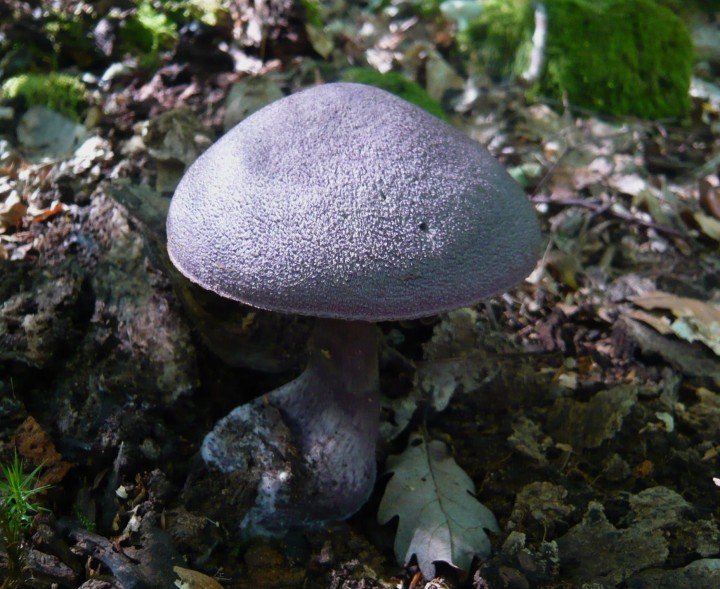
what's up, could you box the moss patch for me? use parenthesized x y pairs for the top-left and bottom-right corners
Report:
(538, 0), (693, 119)
(465, 0), (693, 120)
(300, 0), (324, 29)
(341, 68), (448, 121)
(463, 0), (533, 79)
(161, 0), (228, 27)
(1, 73), (88, 120)
(120, 1), (178, 69)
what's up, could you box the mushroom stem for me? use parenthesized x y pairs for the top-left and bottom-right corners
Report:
(200, 318), (380, 535)
(272, 318), (380, 519)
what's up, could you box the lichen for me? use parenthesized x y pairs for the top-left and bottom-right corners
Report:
(341, 68), (448, 121)
(0, 73), (88, 120)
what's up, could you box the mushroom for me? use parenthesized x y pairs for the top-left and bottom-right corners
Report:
(167, 82), (541, 536)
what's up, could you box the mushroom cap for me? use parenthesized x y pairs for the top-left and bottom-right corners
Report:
(167, 82), (541, 321)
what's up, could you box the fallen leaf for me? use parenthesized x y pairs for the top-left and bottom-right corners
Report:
(627, 309), (673, 335)
(29, 200), (64, 223)
(631, 292), (720, 356)
(694, 211), (720, 241)
(632, 460), (654, 479)
(378, 432), (499, 579)
(174, 566), (225, 589)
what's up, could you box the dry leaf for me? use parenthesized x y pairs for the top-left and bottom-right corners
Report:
(174, 566), (226, 589)
(378, 433), (499, 579)
(694, 211), (720, 241)
(632, 292), (720, 327)
(627, 309), (673, 335)
(29, 200), (64, 223)
(631, 292), (720, 356)
(699, 178), (720, 219)
(13, 416), (73, 486)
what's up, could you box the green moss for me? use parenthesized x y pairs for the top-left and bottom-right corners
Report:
(160, 0), (228, 27)
(341, 68), (448, 121)
(0, 73), (88, 120)
(300, 0), (324, 29)
(465, 0), (693, 119)
(43, 11), (99, 68)
(120, 1), (178, 69)
(537, 0), (693, 119)
(463, 0), (533, 79)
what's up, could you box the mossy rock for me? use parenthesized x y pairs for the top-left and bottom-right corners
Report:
(463, 0), (533, 79)
(539, 0), (693, 119)
(1, 73), (88, 120)
(120, 1), (178, 69)
(466, 0), (693, 120)
(341, 68), (448, 121)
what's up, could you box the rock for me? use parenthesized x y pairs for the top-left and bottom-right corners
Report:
(17, 106), (86, 162)
(558, 488), (720, 586)
(500, 532), (560, 586)
(557, 501), (668, 586)
(627, 559), (720, 589)
(108, 180), (311, 374)
(0, 259), (91, 369)
(223, 75), (284, 132)
(508, 481), (574, 533)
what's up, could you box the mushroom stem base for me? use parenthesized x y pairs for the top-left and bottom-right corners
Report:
(197, 318), (380, 536)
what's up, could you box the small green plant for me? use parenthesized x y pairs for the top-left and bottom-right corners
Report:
(0, 452), (51, 589)
(0, 453), (51, 533)
(73, 505), (96, 532)
(120, 1), (179, 69)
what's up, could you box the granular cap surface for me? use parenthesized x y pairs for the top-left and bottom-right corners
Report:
(167, 82), (541, 320)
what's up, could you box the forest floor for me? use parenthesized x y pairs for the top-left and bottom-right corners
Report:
(2, 2), (720, 589)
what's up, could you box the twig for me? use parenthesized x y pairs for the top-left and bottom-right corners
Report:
(531, 195), (687, 238)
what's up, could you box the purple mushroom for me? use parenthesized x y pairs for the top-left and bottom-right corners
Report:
(167, 82), (541, 536)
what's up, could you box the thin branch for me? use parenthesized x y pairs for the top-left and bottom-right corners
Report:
(531, 195), (687, 238)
